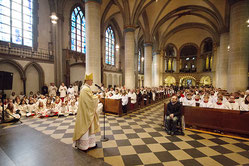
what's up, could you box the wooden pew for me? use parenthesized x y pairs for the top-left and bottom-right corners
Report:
(139, 95), (145, 108)
(158, 92), (162, 100)
(143, 94), (148, 106)
(98, 94), (169, 117)
(100, 98), (122, 116)
(127, 97), (139, 112)
(163, 103), (249, 136)
(183, 106), (249, 136)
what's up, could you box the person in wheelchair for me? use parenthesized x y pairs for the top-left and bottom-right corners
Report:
(165, 95), (182, 136)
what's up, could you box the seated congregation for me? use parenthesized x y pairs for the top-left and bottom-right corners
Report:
(177, 87), (249, 111)
(164, 87), (249, 136)
(0, 82), (174, 122)
(1, 82), (248, 124)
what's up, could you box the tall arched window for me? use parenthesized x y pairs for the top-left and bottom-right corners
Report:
(201, 38), (213, 72)
(71, 6), (86, 53)
(105, 26), (115, 65)
(137, 47), (144, 73)
(180, 44), (197, 73)
(164, 44), (177, 73)
(0, 0), (33, 46)
(138, 49), (141, 72)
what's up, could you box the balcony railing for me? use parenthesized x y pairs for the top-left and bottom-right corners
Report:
(165, 70), (174, 73)
(203, 68), (212, 72)
(180, 68), (196, 73)
(0, 44), (54, 61)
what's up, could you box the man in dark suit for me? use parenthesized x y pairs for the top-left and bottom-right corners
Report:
(165, 95), (182, 135)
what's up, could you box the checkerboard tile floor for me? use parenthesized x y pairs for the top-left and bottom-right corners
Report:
(19, 100), (249, 166)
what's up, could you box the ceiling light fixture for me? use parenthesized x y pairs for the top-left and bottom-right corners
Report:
(50, 12), (58, 24)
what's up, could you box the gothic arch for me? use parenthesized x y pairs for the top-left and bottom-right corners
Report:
(152, 5), (225, 37)
(24, 62), (45, 91)
(0, 59), (25, 79)
(164, 43), (178, 58)
(179, 42), (199, 61)
(200, 37), (213, 53)
(101, 0), (124, 28)
(160, 23), (219, 49)
(102, 17), (123, 49)
(164, 76), (176, 86)
(200, 75), (212, 86)
(179, 75), (197, 86)
(179, 43), (199, 54)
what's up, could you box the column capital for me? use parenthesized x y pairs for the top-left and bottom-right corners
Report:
(144, 42), (153, 47)
(21, 77), (26, 81)
(124, 25), (136, 33)
(213, 42), (218, 51)
(153, 50), (161, 56)
(84, 0), (101, 4)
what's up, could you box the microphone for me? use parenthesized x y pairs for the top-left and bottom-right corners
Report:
(95, 84), (104, 92)
(95, 84), (101, 89)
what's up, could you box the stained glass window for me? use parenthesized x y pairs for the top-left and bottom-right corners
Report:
(105, 26), (115, 65)
(71, 6), (85, 54)
(138, 49), (141, 72)
(0, 0), (33, 46)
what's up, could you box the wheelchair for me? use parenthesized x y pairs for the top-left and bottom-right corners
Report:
(163, 102), (185, 136)
(164, 115), (185, 136)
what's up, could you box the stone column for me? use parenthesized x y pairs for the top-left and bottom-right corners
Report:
(134, 51), (139, 88)
(196, 56), (204, 73)
(212, 43), (218, 87)
(215, 33), (229, 89)
(227, 0), (249, 92)
(124, 26), (135, 89)
(153, 51), (160, 87)
(176, 60), (180, 73)
(144, 43), (153, 87)
(176, 51), (180, 73)
(159, 51), (164, 85)
(52, 17), (63, 86)
(85, 0), (101, 88)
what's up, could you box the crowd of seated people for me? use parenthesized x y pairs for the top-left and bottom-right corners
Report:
(0, 83), (174, 122)
(0, 82), (175, 122)
(97, 85), (175, 113)
(1, 82), (248, 123)
(0, 82), (81, 123)
(176, 87), (249, 111)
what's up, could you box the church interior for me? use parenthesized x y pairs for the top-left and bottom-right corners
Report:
(0, 0), (249, 165)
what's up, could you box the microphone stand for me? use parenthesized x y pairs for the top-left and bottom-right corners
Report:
(95, 85), (109, 142)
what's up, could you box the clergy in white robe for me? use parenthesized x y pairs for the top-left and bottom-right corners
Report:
(67, 84), (75, 99)
(59, 83), (67, 101)
(182, 94), (195, 106)
(73, 73), (100, 151)
(240, 94), (249, 111)
(200, 96), (213, 108)
(224, 95), (240, 110)
(48, 83), (57, 97)
(213, 97), (225, 109)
